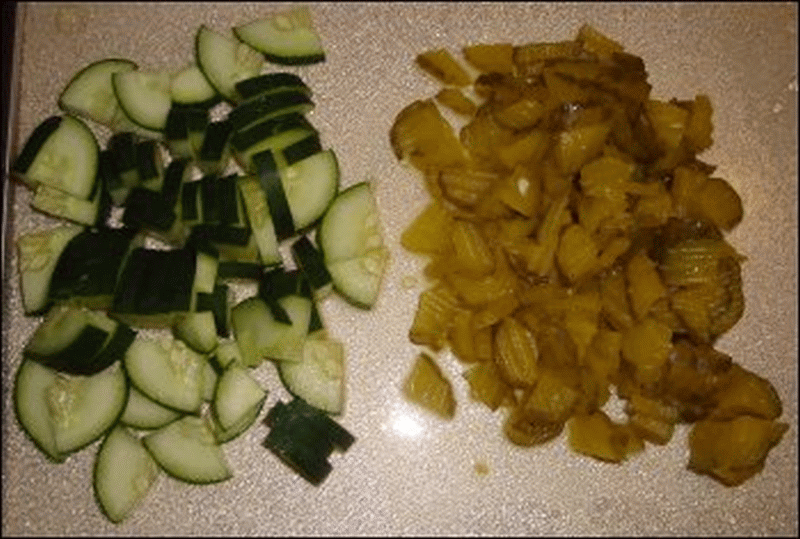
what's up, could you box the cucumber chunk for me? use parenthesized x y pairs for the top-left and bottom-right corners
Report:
(112, 70), (173, 131)
(14, 359), (128, 460)
(213, 365), (266, 431)
(94, 425), (160, 523)
(233, 7), (326, 66)
(123, 336), (205, 413)
(318, 182), (389, 308)
(170, 63), (220, 107)
(58, 58), (139, 130)
(143, 415), (232, 484)
(195, 25), (264, 103)
(12, 115), (99, 200)
(231, 294), (311, 367)
(278, 333), (345, 414)
(16, 225), (83, 315)
(120, 385), (182, 430)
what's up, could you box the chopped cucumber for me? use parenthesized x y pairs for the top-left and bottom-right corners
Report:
(195, 25), (264, 103)
(318, 182), (389, 308)
(212, 365), (266, 430)
(120, 385), (182, 430)
(230, 294), (311, 367)
(170, 63), (220, 107)
(233, 6), (326, 66)
(12, 115), (99, 200)
(94, 425), (160, 523)
(278, 333), (345, 414)
(14, 359), (128, 460)
(57, 58), (138, 130)
(143, 415), (232, 484)
(112, 70), (173, 131)
(123, 336), (205, 413)
(16, 225), (83, 315)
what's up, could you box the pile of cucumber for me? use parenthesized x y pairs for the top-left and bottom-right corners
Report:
(10, 6), (388, 524)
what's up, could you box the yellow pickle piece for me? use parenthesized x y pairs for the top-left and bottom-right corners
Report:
(403, 353), (456, 420)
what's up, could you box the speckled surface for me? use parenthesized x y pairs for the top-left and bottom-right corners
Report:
(2, 2), (797, 536)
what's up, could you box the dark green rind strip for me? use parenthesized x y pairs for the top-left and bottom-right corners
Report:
(283, 134), (322, 167)
(262, 52), (325, 67)
(255, 149), (295, 240)
(228, 90), (313, 131)
(162, 158), (188, 208)
(234, 72), (311, 101)
(291, 235), (332, 292)
(181, 181), (201, 221)
(230, 112), (313, 152)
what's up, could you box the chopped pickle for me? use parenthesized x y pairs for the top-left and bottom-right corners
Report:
(392, 24), (785, 487)
(403, 353), (456, 420)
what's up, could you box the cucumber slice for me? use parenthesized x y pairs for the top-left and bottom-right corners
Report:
(238, 176), (281, 266)
(291, 235), (333, 298)
(173, 311), (218, 354)
(142, 415), (232, 484)
(112, 70), (173, 131)
(227, 89), (314, 132)
(209, 401), (263, 444)
(94, 425), (160, 523)
(195, 25), (264, 103)
(318, 182), (388, 308)
(12, 115), (99, 200)
(58, 58), (139, 130)
(16, 225), (84, 315)
(212, 365), (266, 430)
(282, 149), (340, 232)
(234, 72), (311, 101)
(120, 385), (182, 430)
(233, 126), (316, 174)
(123, 336), (205, 413)
(49, 226), (142, 311)
(233, 7), (326, 66)
(23, 305), (135, 376)
(278, 334), (345, 414)
(201, 360), (218, 402)
(230, 294), (311, 367)
(170, 63), (220, 107)
(31, 183), (104, 226)
(14, 359), (128, 460)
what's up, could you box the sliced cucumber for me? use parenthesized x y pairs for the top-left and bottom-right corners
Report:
(233, 125), (316, 174)
(230, 294), (311, 367)
(49, 226), (142, 311)
(173, 310), (218, 354)
(234, 72), (312, 101)
(212, 365), (266, 431)
(120, 385), (182, 430)
(233, 6), (326, 66)
(201, 359), (218, 402)
(238, 176), (281, 266)
(281, 149), (340, 232)
(142, 415), (232, 484)
(227, 89), (314, 132)
(94, 425), (160, 523)
(195, 25), (264, 103)
(14, 359), (128, 461)
(123, 336), (205, 413)
(291, 235), (333, 298)
(318, 182), (389, 308)
(24, 305), (135, 376)
(112, 70), (173, 131)
(278, 333), (345, 414)
(12, 115), (99, 200)
(16, 225), (84, 315)
(58, 58), (139, 130)
(31, 183), (104, 226)
(170, 63), (220, 107)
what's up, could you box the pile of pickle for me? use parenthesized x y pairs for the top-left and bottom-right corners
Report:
(393, 25), (787, 486)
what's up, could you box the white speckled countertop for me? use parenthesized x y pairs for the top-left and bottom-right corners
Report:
(2, 2), (797, 536)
